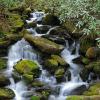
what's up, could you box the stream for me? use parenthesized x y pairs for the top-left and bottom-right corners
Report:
(5, 11), (88, 100)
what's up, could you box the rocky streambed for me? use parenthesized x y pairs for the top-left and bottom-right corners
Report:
(0, 11), (100, 100)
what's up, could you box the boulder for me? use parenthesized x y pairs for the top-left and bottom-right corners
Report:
(0, 58), (7, 70)
(31, 96), (40, 100)
(67, 95), (100, 100)
(0, 88), (15, 99)
(0, 75), (10, 87)
(86, 47), (100, 59)
(42, 14), (60, 26)
(83, 83), (100, 96)
(24, 34), (64, 54)
(14, 60), (40, 79)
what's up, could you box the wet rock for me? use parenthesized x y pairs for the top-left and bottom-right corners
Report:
(67, 95), (100, 100)
(49, 27), (71, 40)
(7, 13), (24, 32)
(14, 60), (40, 79)
(36, 25), (51, 34)
(80, 36), (96, 54)
(80, 68), (90, 81)
(86, 47), (100, 59)
(65, 70), (71, 81)
(42, 14), (60, 26)
(83, 83), (100, 96)
(51, 55), (68, 67)
(27, 21), (37, 28)
(31, 96), (40, 100)
(0, 88), (15, 99)
(24, 34), (64, 54)
(23, 74), (33, 83)
(0, 75), (10, 87)
(42, 35), (65, 45)
(81, 57), (90, 65)
(32, 80), (45, 87)
(72, 56), (82, 64)
(85, 60), (100, 74)
(55, 68), (65, 82)
(0, 58), (7, 70)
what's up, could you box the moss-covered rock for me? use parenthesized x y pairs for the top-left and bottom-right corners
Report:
(0, 58), (7, 70)
(31, 96), (40, 100)
(83, 83), (100, 96)
(45, 59), (58, 71)
(86, 47), (100, 59)
(7, 13), (24, 32)
(80, 36), (96, 54)
(23, 74), (33, 83)
(51, 55), (67, 66)
(32, 80), (45, 87)
(42, 14), (60, 26)
(14, 60), (40, 79)
(85, 60), (100, 74)
(0, 88), (15, 99)
(67, 95), (100, 100)
(81, 57), (90, 65)
(0, 75), (10, 87)
(55, 68), (65, 82)
(24, 34), (64, 54)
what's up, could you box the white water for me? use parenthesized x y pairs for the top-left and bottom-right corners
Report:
(49, 41), (88, 100)
(6, 11), (89, 100)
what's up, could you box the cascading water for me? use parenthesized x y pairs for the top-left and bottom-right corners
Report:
(5, 11), (89, 100)
(49, 41), (88, 100)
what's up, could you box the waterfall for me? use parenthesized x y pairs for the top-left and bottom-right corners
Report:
(49, 41), (88, 100)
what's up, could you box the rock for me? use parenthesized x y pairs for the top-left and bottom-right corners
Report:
(80, 68), (90, 81)
(31, 96), (40, 100)
(14, 60), (40, 79)
(36, 25), (51, 34)
(32, 80), (45, 87)
(45, 59), (58, 72)
(0, 58), (7, 70)
(72, 56), (82, 64)
(67, 95), (100, 100)
(49, 27), (71, 40)
(51, 55), (68, 66)
(7, 13), (24, 32)
(80, 36), (96, 54)
(23, 74), (33, 83)
(86, 47), (100, 59)
(24, 34), (64, 54)
(27, 21), (37, 28)
(0, 88), (15, 99)
(65, 70), (71, 81)
(85, 60), (100, 74)
(83, 83), (100, 96)
(0, 75), (10, 87)
(81, 57), (90, 65)
(55, 68), (65, 82)
(42, 14), (60, 26)
(63, 20), (82, 39)
(42, 35), (65, 45)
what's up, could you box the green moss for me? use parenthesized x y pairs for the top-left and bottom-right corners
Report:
(8, 13), (24, 32)
(55, 68), (64, 77)
(83, 83), (100, 96)
(23, 74), (33, 82)
(82, 57), (90, 65)
(51, 55), (67, 66)
(0, 88), (15, 99)
(31, 96), (40, 100)
(0, 58), (7, 70)
(24, 34), (64, 54)
(67, 96), (83, 100)
(15, 60), (39, 75)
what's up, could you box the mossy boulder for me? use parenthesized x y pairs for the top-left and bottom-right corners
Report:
(86, 47), (100, 59)
(14, 60), (40, 79)
(0, 58), (7, 70)
(67, 95), (100, 100)
(81, 57), (90, 65)
(42, 14), (60, 26)
(32, 80), (45, 87)
(23, 74), (33, 83)
(7, 13), (24, 32)
(31, 96), (40, 100)
(55, 68), (65, 82)
(83, 83), (100, 96)
(45, 59), (58, 72)
(0, 88), (15, 99)
(51, 55), (68, 66)
(80, 36), (96, 54)
(85, 60), (100, 74)
(24, 34), (64, 54)
(0, 75), (10, 87)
